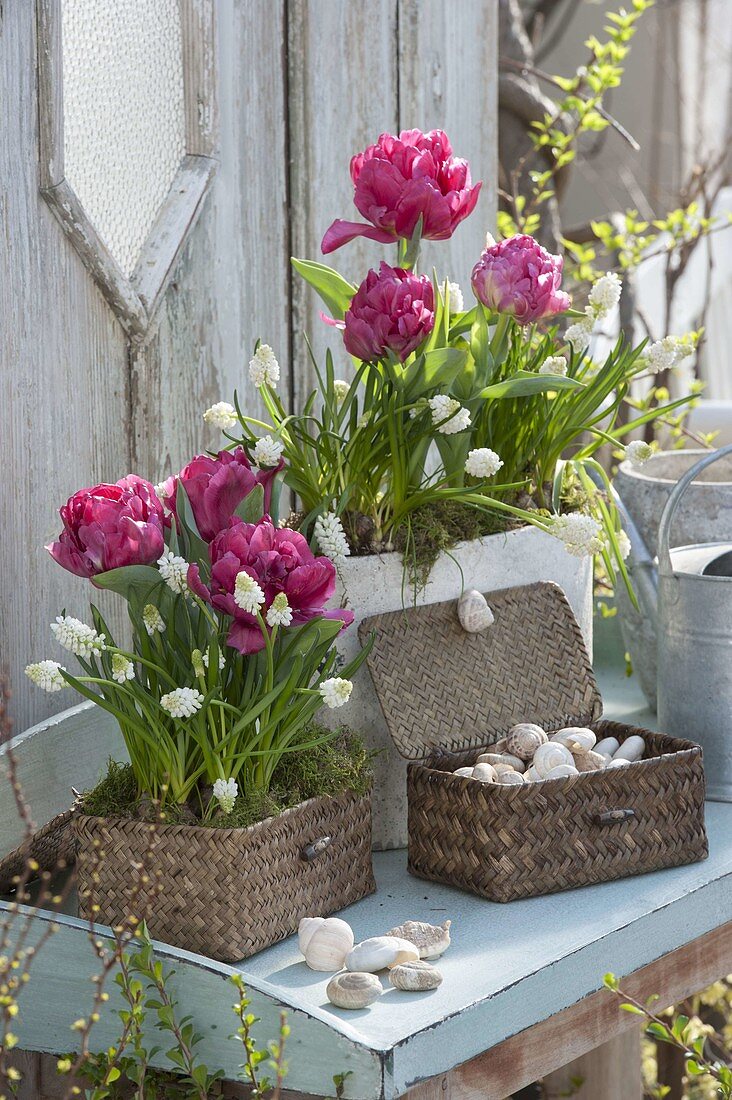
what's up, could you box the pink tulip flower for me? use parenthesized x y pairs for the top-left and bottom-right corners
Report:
(335, 262), (434, 362)
(471, 234), (570, 324)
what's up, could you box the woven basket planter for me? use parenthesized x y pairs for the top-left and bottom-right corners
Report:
(0, 809), (77, 894)
(74, 790), (375, 961)
(360, 581), (708, 902)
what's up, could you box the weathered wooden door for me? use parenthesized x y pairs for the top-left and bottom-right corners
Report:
(1, 0), (498, 734)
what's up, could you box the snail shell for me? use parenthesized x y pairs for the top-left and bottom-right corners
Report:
(478, 752), (526, 773)
(595, 736), (620, 758)
(457, 589), (495, 633)
(300, 917), (354, 971)
(612, 735), (645, 762)
(385, 920), (451, 960)
(573, 749), (607, 773)
(472, 762), (497, 783)
(345, 936), (420, 973)
(607, 757), (631, 768)
(493, 762), (516, 777)
(506, 723), (548, 761)
(452, 766), (474, 779)
(523, 764), (541, 782)
(495, 769), (525, 785)
(327, 971), (383, 1010)
(532, 741), (574, 778)
(389, 960), (443, 991)
(492, 738), (508, 753)
(551, 727), (597, 754)
(542, 763), (579, 780)
(476, 752), (504, 766)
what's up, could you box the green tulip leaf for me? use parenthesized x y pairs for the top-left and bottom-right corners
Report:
(234, 484), (265, 525)
(480, 370), (584, 399)
(291, 258), (356, 319)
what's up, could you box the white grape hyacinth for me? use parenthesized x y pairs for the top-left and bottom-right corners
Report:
(213, 777), (238, 815)
(160, 687), (204, 718)
(333, 379), (350, 403)
(645, 335), (693, 375)
(234, 571), (265, 614)
(538, 355), (568, 376)
(252, 434), (284, 468)
(249, 344), (280, 388)
(550, 512), (604, 558)
(203, 402), (238, 431)
(314, 512), (351, 565)
(617, 529), (631, 561)
(111, 655), (135, 684)
(447, 281), (464, 314)
(564, 317), (594, 354)
(50, 615), (106, 658)
(319, 677), (353, 709)
(624, 440), (653, 467)
(588, 272), (622, 318)
(142, 604), (166, 636)
(202, 647), (226, 670)
(266, 592), (293, 627)
(429, 395), (471, 435)
(157, 552), (189, 595)
(25, 660), (66, 693)
(465, 448), (503, 479)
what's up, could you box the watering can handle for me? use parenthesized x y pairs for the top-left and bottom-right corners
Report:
(657, 445), (732, 575)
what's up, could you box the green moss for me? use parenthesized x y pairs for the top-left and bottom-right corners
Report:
(395, 500), (514, 591)
(80, 759), (139, 818)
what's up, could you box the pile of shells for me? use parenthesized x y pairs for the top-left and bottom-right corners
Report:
(451, 724), (646, 785)
(298, 916), (450, 1010)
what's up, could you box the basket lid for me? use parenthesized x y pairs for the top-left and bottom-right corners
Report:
(358, 581), (601, 761)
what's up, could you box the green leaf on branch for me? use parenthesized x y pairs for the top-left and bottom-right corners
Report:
(291, 258), (356, 319)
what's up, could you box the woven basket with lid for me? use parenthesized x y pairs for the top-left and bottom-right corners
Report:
(359, 582), (708, 902)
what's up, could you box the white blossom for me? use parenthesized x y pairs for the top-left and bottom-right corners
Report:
(234, 571), (265, 614)
(51, 616), (106, 658)
(447, 281), (464, 314)
(333, 379), (350, 403)
(266, 592), (293, 627)
(319, 677), (353, 709)
(160, 687), (204, 719)
(142, 604), (166, 636)
(202, 647), (226, 670)
(645, 335), (693, 375)
(588, 272), (622, 318)
(252, 434), (284, 468)
(213, 777), (238, 815)
(314, 512), (351, 565)
(154, 481), (169, 501)
(25, 660), (66, 693)
(624, 440), (653, 467)
(249, 344), (280, 388)
(617, 529), (631, 561)
(157, 552), (189, 595)
(429, 395), (471, 435)
(111, 655), (135, 684)
(203, 402), (238, 431)
(550, 513), (605, 558)
(539, 355), (568, 377)
(564, 318), (593, 353)
(465, 448), (503, 479)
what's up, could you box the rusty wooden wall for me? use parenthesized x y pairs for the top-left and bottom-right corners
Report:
(1, 0), (498, 733)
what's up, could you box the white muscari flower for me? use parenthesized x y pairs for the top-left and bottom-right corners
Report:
(157, 551), (189, 595)
(428, 395), (471, 435)
(234, 571), (265, 614)
(111, 655), (134, 684)
(266, 592), (293, 627)
(160, 687), (204, 719)
(624, 440), (653, 467)
(447, 281), (464, 314)
(25, 660), (66, 693)
(249, 344), (280, 388)
(539, 355), (568, 377)
(564, 318), (593, 353)
(213, 777), (238, 815)
(465, 448), (503, 479)
(142, 604), (165, 636)
(645, 335), (693, 375)
(333, 379), (350, 403)
(314, 512), (351, 565)
(51, 616), (106, 658)
(203, 401), (237, 431)
(550, 512), (604, 558)
(319, 677), (353, 709)
(202, 647), (226, 670)
(617, 529), (631, 561)
(588, 272), (622, 317)
(252, 434), (284, 468)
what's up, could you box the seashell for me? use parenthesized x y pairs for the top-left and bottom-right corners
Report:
(493, 762), (516, 777)
(492, 738), (508, 753)
(385, 920), (451, 960)
(506, 723), (548, 761)
(327, 971), (383, 1010)
(457, 589), (495, 633)
(523, 764), (541, 782)
(551, 727), (596, 754)
(389, 960), (443, 991)
(346, 936), (420, 973)
(477, 752), (526, 773)
(495, 769), (525, 785)
(542, 763), (579, 780)
(607, 757), (631, 768)
(452, 766), (474, 779)
(532, 741), (574, 778)
(476, 752), (505, 766)
(572, 749), (607, 773)
(612, 735), (645, 763)
(499, 752), (526, 773)
(301, 917), (354, 971)
(595, 736), (620, 758)
(472, 762), (497, 783)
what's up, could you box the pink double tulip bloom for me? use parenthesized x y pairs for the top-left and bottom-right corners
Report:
(47, 475), (167, 578)
(188, 517), (354, 654)
(337, 261), (434, 362)
(322, 129), (481, 254)
(471, 234), (570, 324)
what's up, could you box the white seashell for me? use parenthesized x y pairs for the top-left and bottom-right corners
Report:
(476, 752), (504, 766)
(453, 766), (474, 778)
(301, 917), (354, 971)
(612, 735), (645, 763)
(506, 723), (548, 761)
(385, 920), (451, 959)
(477, 752), (526, 773)
(298, 916), (325, 955)
(472, 762), (497, 783)
(389, 960), (443, 991)
(551, 727), (597, 754)
(492, 738), (508, 753)
(607, 757), (631, 768)
(493, 762), (516, 777)
(495, 769), (525, 785)
(499, 753), (526, 773)
(532, 741), (574, 777)
(327, 972), (383, 1010)
(457, 589), (495, 633)
(573, 749), (607, 773)
(595, 736), (620, 758)
(523, 765), (542, 782)
(542, 763), (579, 780)
(346, 936), (420, 973)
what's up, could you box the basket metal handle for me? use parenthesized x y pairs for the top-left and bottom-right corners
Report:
(300, 835), (332, 862)
(657, 445), (732, 576)
(595, 809), (636, 826)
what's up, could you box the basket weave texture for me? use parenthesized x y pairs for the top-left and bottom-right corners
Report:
(0, 810), (77, 894)
(74, 791), (375, 961)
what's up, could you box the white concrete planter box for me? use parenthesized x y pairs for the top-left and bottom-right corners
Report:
(331, 525), (593, 850)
